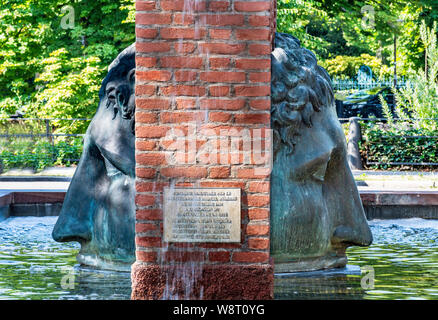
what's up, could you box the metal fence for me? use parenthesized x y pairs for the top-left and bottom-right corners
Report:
(0, 118), (91, 170)
(344, 117), (438, 169)
(332, 77), (409, 91)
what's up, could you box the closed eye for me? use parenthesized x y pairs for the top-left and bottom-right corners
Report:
(290, 151), (331, 183)
(311, 161), (328, 182)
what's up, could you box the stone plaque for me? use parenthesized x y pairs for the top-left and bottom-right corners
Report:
(164, 188), (241, 243)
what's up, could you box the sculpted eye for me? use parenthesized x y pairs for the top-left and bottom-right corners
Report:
(311, 161), (328, 183)
(106, 85), (117, 105)
(127, 69), (135, 84)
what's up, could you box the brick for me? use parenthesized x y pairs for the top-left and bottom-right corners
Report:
(209, 57), (231, 69)
(160, 28), (207, 40)
(200, 71), (245, 83)
(249, 72), (270, 82)
(175, 71), (197, 82)
(160, 56), (203, 69)
(136, 208), (163, 220)
(176, 98), (197, 109)
(136, 1), (156, 11)
(234, 1), (271, 12)
(199, 43), (245, 55)
(135, 236), (162, 248)
(136, 140), (157, 151)
(209, 112), (232, 123)
(237, 168), (270, 179)
(208, 1), (230, 11)
(174, 42), (196, 53)
(236, 59), (270, 70)
(135, 153), (167, 166)
(136, 57), (157, 68)
(135, 168), (157, 179)
(209, 29), (232, 40)
(136, 13), (172, 25)
(136, 85), (156, 97)
(164, 251), (205, 262)
(248, 208), (269, 220)
(209, 86), (230, 96)
(200, 99), (245, 110)
(135, 194), (156, 206)
(160, 85), (206, 97)
(161, 166), (208, 178)
(208, 251), (231, 262)
(135, 223), (158, 233)
(199, 14), (244, 26)
(209, 166), (231, 178)
(135, 182), (170, 192)
(200, 181), (246, 189)
(249, 44), (271, 56)
(198, 243), (241, 249)
(249, 99), (270, 110)
(245, 195), (270, 208)
(173, 13), (195, 25)
(248, 238), (269, 250)
(136, 98), (171, 110)
(136, 28), (158, 39)
(161, 0), (206, 11)
(160, 111), (206, 123)
(136, 42), (171, 53)
(232, 251), (269, 263)
(135, 125), (169, 138)
(136, 111), (157, 123)
(246, 224), (269, 236)
(235, 85), (270, 97)
(136, 250), (157, 262)
(248, 181), (270, 193)
(235, 113), (270, 124)
(235, 29), (270, 40)
(136, 70), (172, 82)
(249, 15), (270, 26)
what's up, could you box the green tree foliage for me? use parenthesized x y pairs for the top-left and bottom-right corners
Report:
(0, 0), (135, 131)
(277, 0), (437, 79)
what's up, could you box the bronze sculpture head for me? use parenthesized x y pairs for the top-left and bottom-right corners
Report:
(52, 34), (372, 272)
(52, 45), (136, 271)
(270, 33), (372, 272)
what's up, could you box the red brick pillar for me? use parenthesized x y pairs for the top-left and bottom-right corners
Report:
(132, 0), (276, 300)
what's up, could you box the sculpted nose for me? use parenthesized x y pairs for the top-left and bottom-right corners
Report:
(52, 139), (101, 244)
(331, 224), (372, 247)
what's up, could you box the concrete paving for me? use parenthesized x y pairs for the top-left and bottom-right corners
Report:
(1, 168), (438, 193)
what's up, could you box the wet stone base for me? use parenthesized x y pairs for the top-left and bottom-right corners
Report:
(365, 205), (438, 220)
(131, 262), (274, 300)
(0, 203), (63, 220)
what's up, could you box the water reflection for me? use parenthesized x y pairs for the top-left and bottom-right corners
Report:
(0, 217), (131, 300)
(0, 217), (437, 300)
(275, 218), (438, 300)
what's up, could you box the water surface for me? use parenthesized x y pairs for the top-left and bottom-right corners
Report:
(0, 217), (437, 300)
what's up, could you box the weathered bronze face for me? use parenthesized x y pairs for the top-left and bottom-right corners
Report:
(270, 33), (372, 272)
(52, 34), (371, 272)
(52, 45), (136, 271)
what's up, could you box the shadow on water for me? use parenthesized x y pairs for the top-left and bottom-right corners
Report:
(0, 216), (437, 300)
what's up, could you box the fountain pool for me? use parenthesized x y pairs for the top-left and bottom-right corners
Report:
(0, 217), (437, 300)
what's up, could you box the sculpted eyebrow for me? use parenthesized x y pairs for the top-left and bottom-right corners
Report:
(293, 150), (332, 177)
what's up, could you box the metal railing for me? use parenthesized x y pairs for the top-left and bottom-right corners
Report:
(332, 77), (410, 91)
(345, 117), (438, 169)
(0, 118), (91, 169)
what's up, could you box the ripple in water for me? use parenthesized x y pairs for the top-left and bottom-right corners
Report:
(0, 217), (131, 300)
(1, 217), (437, 300)
(275, 218), (438, 300)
